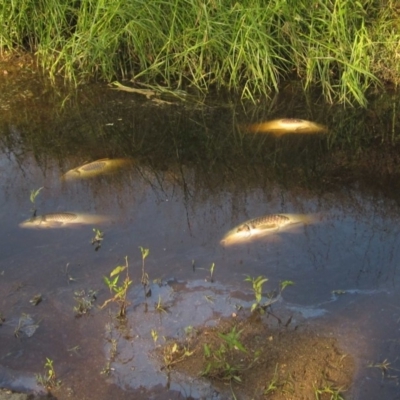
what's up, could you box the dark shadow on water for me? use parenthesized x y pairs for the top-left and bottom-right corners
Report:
(1, 69), (400, 398)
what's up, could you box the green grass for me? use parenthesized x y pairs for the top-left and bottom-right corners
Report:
(1, 1), (400, 105)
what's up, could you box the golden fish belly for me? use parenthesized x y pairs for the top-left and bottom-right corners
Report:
(245, 119), (327, 135)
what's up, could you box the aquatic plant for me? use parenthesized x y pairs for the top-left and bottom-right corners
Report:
(101, 256), (132, 318)
(91, 228), (104, 251)
(209, 262), (216, 283)
(245, 275), (269, 313)
(151, 329), (158, 345)
(154, 295), (169, 314)
(29, 186), (43, 216)
(2, 0), (399, 105)
(245, 275), (294, 313)
(139, 246), (151, 297)
(36, 358), (60, 389)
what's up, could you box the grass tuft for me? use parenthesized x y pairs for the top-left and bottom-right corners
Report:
(1, 0), (399, 105)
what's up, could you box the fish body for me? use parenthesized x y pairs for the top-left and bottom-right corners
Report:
(220, 213), (315, 245)
(61, 158), (132, 181)
(19, 212), (110, 228)
(245, 119), (327, 135)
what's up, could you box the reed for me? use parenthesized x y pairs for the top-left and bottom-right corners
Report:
(1, 0), (399, 105)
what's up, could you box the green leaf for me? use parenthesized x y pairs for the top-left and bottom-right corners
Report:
(203, 344), (211, 358)
(139, 246), (149, 260)
(280, 280), (294, 291)
(110, 266), (126, 277)
(30, 187), (43, 203)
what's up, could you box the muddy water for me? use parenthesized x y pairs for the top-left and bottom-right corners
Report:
(1, 70), (400, 399)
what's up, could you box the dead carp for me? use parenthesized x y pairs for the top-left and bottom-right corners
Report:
(220, 213), (316, 245)
(245, 118), (328, 135)
(19, 212), (110, 228)
(61, 158), (132, 181)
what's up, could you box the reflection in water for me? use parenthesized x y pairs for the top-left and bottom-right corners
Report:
(61, 158), (134, 181)
(1, 73), (400, 399)
(244, 118), (328, 135)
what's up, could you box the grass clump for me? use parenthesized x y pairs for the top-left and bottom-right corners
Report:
(100, 256), (132, 318)
(36, 357), (61, 389)
(2, 2), (399, 104)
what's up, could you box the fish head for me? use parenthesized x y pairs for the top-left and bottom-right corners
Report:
(61, 169), (82, 181)
(19, 215), (48, 228)
(220, 223), (253, 246)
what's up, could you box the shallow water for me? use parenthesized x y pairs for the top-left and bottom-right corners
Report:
(1, 68), (400, 399)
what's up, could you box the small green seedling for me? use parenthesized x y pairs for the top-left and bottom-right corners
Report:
(155, 295), (169, 314)
(36, 358), (60, 389)
(91, 228), (104, 251)
(245, 276), (294, 313)
(139, 246), (150, 296)
(245, 275), (269, 313)
(218, 326), (247, 353)
(29, 187), (43, 216)
(314, 384), (345, 400)
(151, 329), (158, 344)
(264, 364), (279, 395)
(280, 280), (294, 292)
(163, 342), (194, 369)
(100, 256), (132, 318)
(202, 326), (250, 383)
(210, 263), (215, 282)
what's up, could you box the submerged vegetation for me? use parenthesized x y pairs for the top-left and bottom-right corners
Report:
(1, 0), (400, 105)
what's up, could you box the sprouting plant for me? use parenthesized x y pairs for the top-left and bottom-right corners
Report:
(91, 228), (104, 251)
(36, 358), (60, 389)
(245, 275), (269, 313)
(280, 280), (294, 292)
(139, 246), (150, 296)
(151, 329), (158, 344)
(245, 276), (294, 314)
(218, 326), (247, 353)
(184, 325), (197, 337)
(163, 342), (194, 369)
(264, 364), (279, 395)
(155, 295), (169, 314)
(202, 326), (249, 383)
(100, 256), (132, 318)
(29, 186), (43, 216)
(210, 263), (215, 283)
(314, 384), (345, 400)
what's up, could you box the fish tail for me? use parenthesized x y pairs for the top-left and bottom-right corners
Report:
(282, 213), (319, 225)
